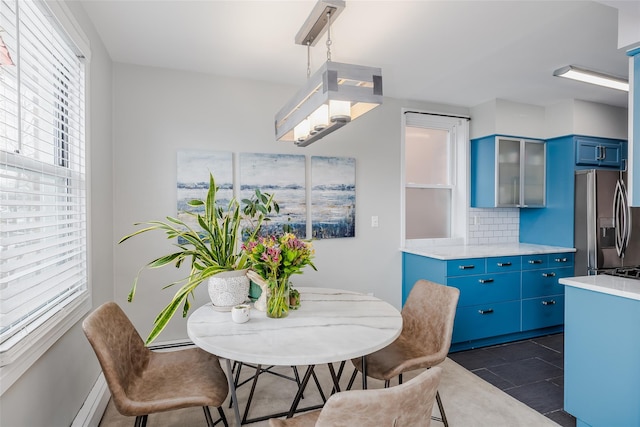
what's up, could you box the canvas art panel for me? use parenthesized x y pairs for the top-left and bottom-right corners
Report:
(239, 152), (307, 237)
(176, 150), (233, 230)
(311, 156), (356, 239)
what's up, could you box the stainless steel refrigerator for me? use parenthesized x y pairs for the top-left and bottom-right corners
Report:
(574, 169), (640, 275)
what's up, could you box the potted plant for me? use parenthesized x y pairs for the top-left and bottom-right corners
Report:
(119, 172), (278, 344)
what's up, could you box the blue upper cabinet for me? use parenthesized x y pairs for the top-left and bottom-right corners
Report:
(471, 135), (546, 208)
(575, 136), (625, 169)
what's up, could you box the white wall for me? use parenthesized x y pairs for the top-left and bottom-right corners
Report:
(0, 1), (113, 426)
(471, 98), (627, 140)
(112, 62), (470, 342)
(545, 99), (627, 139)
(470, 99), (546, 139)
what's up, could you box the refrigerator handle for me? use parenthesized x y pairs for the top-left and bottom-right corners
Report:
(614, 178), (631, 258)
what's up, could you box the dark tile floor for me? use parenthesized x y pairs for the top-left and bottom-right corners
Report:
(449, 333), (576, 427)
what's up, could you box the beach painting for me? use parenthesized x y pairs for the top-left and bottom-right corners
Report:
(311, 156), (356, 239)
(239, 153), (307, 237)
(176, 150), (233, 231)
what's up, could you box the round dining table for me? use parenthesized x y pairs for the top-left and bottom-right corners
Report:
(187, 287), (403, 426)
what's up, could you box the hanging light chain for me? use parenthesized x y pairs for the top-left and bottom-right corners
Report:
(326, 11), (332, 62)
(306, 41), (311, 78)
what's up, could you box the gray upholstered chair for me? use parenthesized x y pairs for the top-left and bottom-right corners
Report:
(268, 366), (442, 427)
(348, 279), (459, 427)
(82, 302), (229, 427)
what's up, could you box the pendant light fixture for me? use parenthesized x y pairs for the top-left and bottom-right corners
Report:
(275, 0), (383, 147)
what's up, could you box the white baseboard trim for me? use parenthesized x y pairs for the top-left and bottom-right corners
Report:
(71, 373), (110, 427)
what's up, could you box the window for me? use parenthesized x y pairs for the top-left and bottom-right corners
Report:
(402, 112), (469, 244)
(0, 0), (88, 393)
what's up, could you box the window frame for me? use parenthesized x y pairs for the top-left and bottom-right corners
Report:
(401, 110), (469, 247)
(0, 0), (91, 396)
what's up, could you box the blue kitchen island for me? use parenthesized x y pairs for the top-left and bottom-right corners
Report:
(559, 275), (640, 427)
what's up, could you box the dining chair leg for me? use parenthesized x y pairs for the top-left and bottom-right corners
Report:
(434, 390), (449, 427)
(203, 406), (214, 427)
(217, 406), (229, 427)
(134, 415), (147, 427)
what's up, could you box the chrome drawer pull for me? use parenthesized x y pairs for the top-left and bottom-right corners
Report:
(478, 278), (494, 284)
(528, 259), (543, 264)
(542, 272), (556, 277)
(542, 300), (556, 306)
(554, 258), (568, 263)
(497, 262), (512, 267)
(458, 265), (475, 270)
(478, 309), (494, 315)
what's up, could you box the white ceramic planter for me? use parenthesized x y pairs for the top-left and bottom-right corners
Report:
(208, 269), (250, 311)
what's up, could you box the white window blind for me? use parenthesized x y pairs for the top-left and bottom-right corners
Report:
(0, 0), (87, 362)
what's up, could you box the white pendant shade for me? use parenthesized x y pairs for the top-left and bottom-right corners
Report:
(310, 104), (330, 132)
(329, 100), (351, 123)
(294, 119), (311, 143)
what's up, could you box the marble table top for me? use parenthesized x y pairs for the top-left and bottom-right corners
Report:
(559, 275), (640, 301)
(187, 287), (403, 366)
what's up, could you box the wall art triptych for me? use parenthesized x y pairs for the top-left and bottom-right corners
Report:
(176, 150), (356, 240)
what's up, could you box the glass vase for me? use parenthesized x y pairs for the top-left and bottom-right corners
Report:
(266, 275), (290, 319)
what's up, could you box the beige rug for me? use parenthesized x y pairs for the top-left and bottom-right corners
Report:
(99, 358), (559, 426)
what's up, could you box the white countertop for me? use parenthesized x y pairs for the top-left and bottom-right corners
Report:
(402, 243), (576, 260)
(559, 275), (640, 301)
(187, 287), (403, 366)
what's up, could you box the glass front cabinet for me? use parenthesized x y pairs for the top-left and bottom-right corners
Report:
(471, 136), (546, 208)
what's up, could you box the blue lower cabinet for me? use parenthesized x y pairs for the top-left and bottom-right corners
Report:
(448, 272), (520, 306)
(452, 301), (521, 342)
(446, 258), (486, 276)
(522, 295), (565, 330)
(522, 267), (571, 298)
(486, 256), (521, 273)
(402, 251), (573, 350)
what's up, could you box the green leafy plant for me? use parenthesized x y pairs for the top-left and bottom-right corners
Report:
(119, 173), (278, 344)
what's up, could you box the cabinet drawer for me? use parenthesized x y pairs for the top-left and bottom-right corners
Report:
(522, 267), (572, 298)
(452, 301), (521, 343)
(486, 256), (521, 273)
(549, 252), (574, 267)
(521, 254), (548, 270)
(448, 272), (520, 307)
(446, 258), (486, 277)
(522, 295), (565, 330)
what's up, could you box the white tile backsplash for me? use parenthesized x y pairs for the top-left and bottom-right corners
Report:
(468, 207), (519, 245)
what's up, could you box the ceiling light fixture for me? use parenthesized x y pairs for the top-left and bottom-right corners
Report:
(553, 65), (629, 92)
(275, 0), (383, 147)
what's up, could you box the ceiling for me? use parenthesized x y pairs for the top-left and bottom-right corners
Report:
(78, 0), (635, 110)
